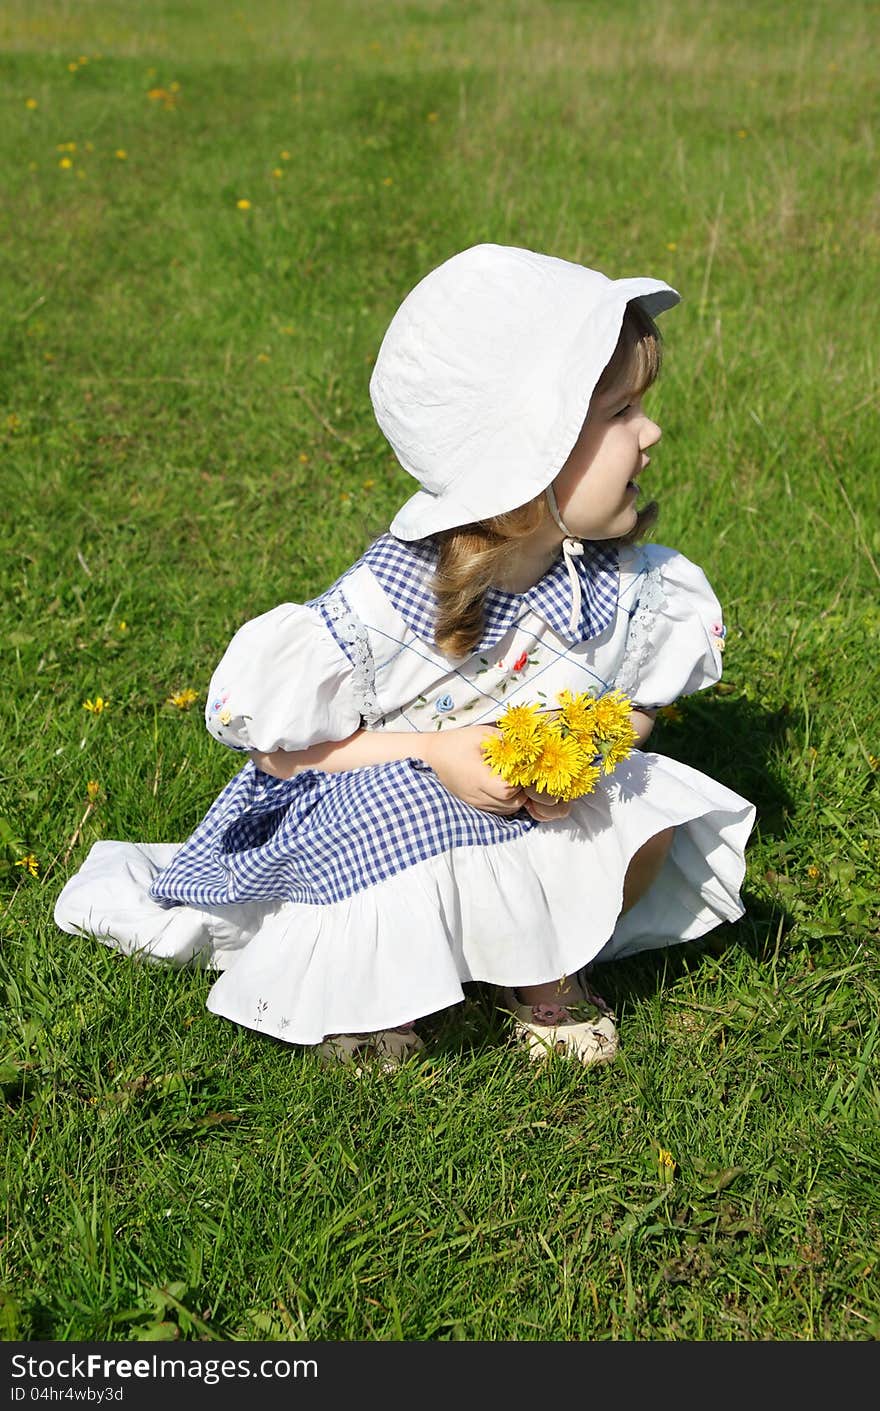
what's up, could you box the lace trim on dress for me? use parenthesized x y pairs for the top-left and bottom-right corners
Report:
(316, 589), (384, 727)
(616, 561), (667, 702)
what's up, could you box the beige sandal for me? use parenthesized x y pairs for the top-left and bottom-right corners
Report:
(502, 978), (618, 1066)
(318, 1023), (424, 1074)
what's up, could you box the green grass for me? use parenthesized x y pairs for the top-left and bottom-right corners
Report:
(2, 0), (879, 1341)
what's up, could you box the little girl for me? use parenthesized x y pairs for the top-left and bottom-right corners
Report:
(55, 243), (756, 1069)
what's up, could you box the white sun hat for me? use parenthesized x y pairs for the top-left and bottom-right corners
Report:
(370, 243), (680, 542)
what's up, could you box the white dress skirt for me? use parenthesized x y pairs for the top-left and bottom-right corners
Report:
(54, 536), (756, 1045)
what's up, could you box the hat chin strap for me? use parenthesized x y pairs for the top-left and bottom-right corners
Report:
(544, 484), (584, 636)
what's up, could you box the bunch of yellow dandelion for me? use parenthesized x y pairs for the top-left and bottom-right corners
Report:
(481, 688), (637, 802)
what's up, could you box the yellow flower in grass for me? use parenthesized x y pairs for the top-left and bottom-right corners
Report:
(658, 1147), (676, 1183)
(530, 729), (585, 800)
(167, 688), (198, 709)
(15, 854), (39, 878)
(86, 779), (101, 801)
(657, 703), (683, 724)
(82, 696), (108, 714)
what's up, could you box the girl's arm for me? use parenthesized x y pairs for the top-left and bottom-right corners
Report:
(252, 710), (659, 820)
(250, 725), (526, 815)
(630, 708), (657, 747)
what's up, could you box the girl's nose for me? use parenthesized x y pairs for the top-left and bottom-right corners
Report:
(640, 415), (662, 450)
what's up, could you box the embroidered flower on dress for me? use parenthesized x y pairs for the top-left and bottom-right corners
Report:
(435, 693), (455, 713)
(710, 621), (727, 652)
(513, 650), (529, 672)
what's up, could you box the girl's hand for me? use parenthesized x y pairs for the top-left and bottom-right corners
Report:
(521, 787), (571, 823)
(422, 725), (528, 816)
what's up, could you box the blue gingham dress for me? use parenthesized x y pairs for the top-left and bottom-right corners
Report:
(55, 535), (755, 1043)
(147, 535), (620, 910)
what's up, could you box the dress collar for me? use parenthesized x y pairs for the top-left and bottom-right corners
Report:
(362, 534), (619, 652)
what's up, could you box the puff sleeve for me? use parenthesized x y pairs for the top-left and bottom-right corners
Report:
(619, 545), (727, 709)
(204, 604), (361, 754)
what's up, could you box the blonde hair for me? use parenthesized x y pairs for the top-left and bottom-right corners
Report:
(432, 302), (663, 658)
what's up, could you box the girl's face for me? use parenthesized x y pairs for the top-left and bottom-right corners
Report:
(552, 384), (662, 541)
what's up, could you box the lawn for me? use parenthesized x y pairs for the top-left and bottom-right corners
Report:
(1, 0), (878, 1341)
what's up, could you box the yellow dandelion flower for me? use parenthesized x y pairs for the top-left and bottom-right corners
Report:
(568, 755), (601, 798)
(59, 157), (73, 169)
(25, 98), (38, 110)
(363, 478), (375, 490)
(118, 620), (128, 633)
(272, 167), (283, 178)
(115, 149), (127, 160)
(86, 780), (100, 800)
(339, 491), (352, 503)
(169, 81), (181, 93)
(530, 729), (585, 800)
(427, 112), (439, 123)
(256, 352), (270, 363)
(658, 1148), (676, 1181)
(218, 708), (232, 726)
(666, 241), (677, 252)
(496, 702), (545, 760)
(236, 198), (251, 210)
(382, 176), (393, 186)
(592, 689), (634, 737)
(15, 854), (40, 878)
(280, 150), (291, 160)
(806, 865), (820, 879)
(82, 696), (108, 714)
(599, 726), (637, 775)
(557, 688), (598, 740)
(68, 61), (79, 72)
(298, 452), (309, 464)
(736, 129), (748, 139)
(657, 703), (683, 723)
(167, 688), (198, 710)
(481, 734), (533, 788)
(7, 414), (21, 432)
